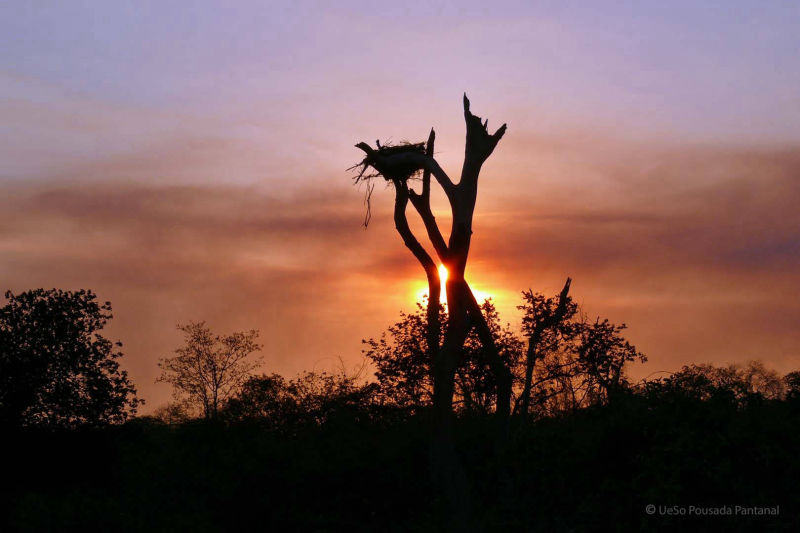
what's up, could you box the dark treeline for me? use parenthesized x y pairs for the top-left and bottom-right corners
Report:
(2, 287), (800, 531)
(4, 374), (799, 531)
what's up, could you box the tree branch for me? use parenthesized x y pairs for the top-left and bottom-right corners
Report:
(409, 129), (449, 262)
(459, 281), (512, 439)
(422, 128), (434, 199)
(391, 179), (439, 285)
(463, 93), (507, 161)
(460, 93), (507, 187)
(410, 196), (449, 263)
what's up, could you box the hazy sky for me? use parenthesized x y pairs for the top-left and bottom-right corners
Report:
(2, 1), (799, 410)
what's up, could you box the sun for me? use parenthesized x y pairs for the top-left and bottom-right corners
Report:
(413, 265), (492, 305)
(438, 264), (449, 285)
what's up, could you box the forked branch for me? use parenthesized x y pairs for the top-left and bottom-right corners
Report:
(409, 129), (449, 262)
(462, 93), (507, 180)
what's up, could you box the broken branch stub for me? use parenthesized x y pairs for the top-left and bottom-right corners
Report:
(463, 93), (507, 165)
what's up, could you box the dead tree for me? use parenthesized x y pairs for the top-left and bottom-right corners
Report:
(353, 95), (510, 519)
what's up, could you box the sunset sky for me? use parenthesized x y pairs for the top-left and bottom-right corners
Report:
(2, 1), (799, 410)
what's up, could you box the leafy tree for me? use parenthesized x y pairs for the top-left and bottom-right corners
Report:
(515, 283), (650, 417)
(740, 360), (785, 400)
(363, 301), (435, 412)
(157, 322), (261, 419)
(285, 369), (381, 425)
(785, 371), (800, 402)
(224, 369), (381, 426)
(517, 278), (578, 418)
(152, 400), (193, 425)
(0, 288), (140, 428)
(223, 373), (297, 427)
(366, 288), (649, 419)
(364, 299), (524, 415)
(576, 318), (646, 403)
(644, 361), (786, 407)
(521, 344), (584, 417)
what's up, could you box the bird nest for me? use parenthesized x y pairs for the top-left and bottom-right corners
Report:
(349, 140), (426, 226)
(350, 141), (425, 182)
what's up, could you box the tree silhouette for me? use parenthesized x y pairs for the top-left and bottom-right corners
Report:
(224, 373), (295, 426)
(0, 288), (141, 428)
(353, 96), (509, 519)
(576, 318), (646, 404)
(157, 322), (262, 419)
(517, 278), (576, 419)
(786, 371), (800, 402)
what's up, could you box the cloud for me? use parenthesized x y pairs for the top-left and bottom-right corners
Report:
(0, 181), (421, 409)
(469, 141), (800, 376)
(1, 139), (799, 410)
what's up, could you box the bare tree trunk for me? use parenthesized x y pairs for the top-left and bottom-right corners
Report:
(377, 134), (470, 524)
(406, 96), (509, 439)
(432, 294), (472, 526)
(520, 329), (542, 419)
(462, 283), (512, 445)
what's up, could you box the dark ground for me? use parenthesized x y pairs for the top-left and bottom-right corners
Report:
(4, 396), (800, 532)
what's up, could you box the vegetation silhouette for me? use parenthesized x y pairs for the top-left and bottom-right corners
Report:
(2, 285), (800, 530)
(157, 322), (262, 420)
(4, 360), (799, 531)
(223, 368), (381, 427)
(518, 278), (576, 419)
(0, 288), (140, 428)
(362, 288), (649, 423)
(364, 298), (523, 416)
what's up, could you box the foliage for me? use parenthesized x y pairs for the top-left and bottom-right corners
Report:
(786, 370), (800, 401)
(224, 373), (294, 425)
(643, 361), (787, 407)
(364, 289), (653, 418)
(362, 301), (435, 411)
(286, 369), (381, 424)
(363, 299), (524, 415)
(152, 400), (194, 425)
(518, 285), (579, 355)
(516, 282), (579, 417)
(0, 288), (140, 428)
(514, 287), (649, 416)
(523, 347), (583, 416)
(576, 318), (647, 402)
(224, 367), (382, 427)
(157, 322), (262, 419)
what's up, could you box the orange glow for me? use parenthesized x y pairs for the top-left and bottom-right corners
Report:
(413, 265), (493, 306)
